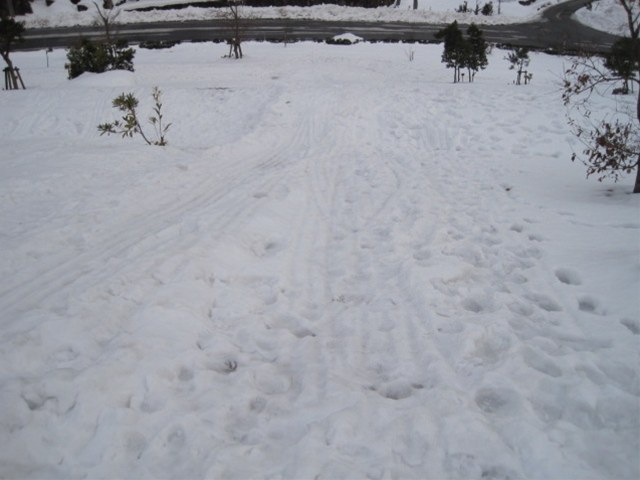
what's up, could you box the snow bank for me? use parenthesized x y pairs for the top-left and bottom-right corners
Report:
(24, 0), (557, 28)
(574, 0), (635, 36)
(71, 69), (137, 86)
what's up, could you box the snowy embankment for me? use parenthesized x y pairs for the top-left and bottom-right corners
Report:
(0, 41), (639, 478)
(24, 0), (554, 28)
(573, 0), (632, 36)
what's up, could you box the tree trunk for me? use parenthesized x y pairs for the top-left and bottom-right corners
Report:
(635, 92), (640, 193)
(1, 52), (18, 89)
(633, 88), (640, 192)
(634, 153), (640, 193)
(5, 0), (15, 17)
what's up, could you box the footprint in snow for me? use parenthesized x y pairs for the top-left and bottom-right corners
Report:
(577, 295), (606, 315)
(371, 380), (415, 401)
(436, 318), (465, 334)
(250, 238), (284, 258)
(525, 293), (563, 313)
(166, 425), (186, 451)
(521, 346), (563, 378)
(554, 268), (582, 286)
(177, 366), (194, 381)
(462, 296), (494, 314)
(507, 300), (534, 317)
(475, 387), (522, 416)
(621, 318), (640, 335)
(252, 363), (291, 395)
(412, 246), (432, 265)
(271, 314), (316, 339)
(444, 453), (519, 480)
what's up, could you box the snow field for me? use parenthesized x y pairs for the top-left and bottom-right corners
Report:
(0, 41), (639, 478)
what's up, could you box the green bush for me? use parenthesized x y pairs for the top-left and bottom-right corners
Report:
(66, 39), (135, 79)
(98, 87), (171, 146)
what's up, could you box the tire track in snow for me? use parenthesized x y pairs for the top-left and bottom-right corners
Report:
(0, 93), (305, 324)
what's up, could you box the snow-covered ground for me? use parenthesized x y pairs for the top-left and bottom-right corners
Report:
(1, 38), (638, 479)
(574, 0), (635, 36)
(23, 0), (559, 28)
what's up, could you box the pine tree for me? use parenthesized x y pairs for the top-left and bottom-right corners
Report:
(506, 47), (530, 85)
(604, 37), (639, 94)
(464, 24), (488, 82)
(435, 21), (465, 83)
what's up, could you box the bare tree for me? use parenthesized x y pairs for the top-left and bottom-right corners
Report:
(226, 0), (243, 59)
(563, 0), (640, 193)
(93, 1), (120, 43)
(620, 0), (640, 38)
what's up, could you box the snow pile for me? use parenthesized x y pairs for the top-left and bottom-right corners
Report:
(23, 0), (556, 28)
(573, 0), (634, 36)
(0, 40), (638, 479)
(330, 32), (364, 43)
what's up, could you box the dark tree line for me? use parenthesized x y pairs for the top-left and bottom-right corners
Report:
(0, 14), (24, 89)
(1, 0), (32, 18)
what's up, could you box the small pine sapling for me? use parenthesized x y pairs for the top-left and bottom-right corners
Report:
(98, 87), (171, 146)
(435, 21), (465, 83)
(464, 24), (488, 82)
(506, 47), (530, 85)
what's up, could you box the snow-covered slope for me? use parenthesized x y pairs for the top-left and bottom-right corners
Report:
(574, 0), (635, 36)
(0, 41), (638, 478)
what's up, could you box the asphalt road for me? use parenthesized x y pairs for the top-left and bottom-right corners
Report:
(19, 0), (619, 53)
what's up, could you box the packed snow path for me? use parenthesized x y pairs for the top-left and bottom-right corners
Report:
(0, 43), (638, 479)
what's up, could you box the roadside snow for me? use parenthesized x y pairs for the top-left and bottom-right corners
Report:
(0, 40), (638, 479)
(24, 0), (560, 28)
(331, 32), (364, 42)
(574, 0), (634, 36)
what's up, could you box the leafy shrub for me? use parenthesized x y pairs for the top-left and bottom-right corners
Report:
(66, 39), (134, 79)
(139, 40), (179, 50)
(326, 38), (354, 45)
(98, 87), (171, 146)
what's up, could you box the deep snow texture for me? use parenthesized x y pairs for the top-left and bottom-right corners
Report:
(0, 41), (639, 479)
